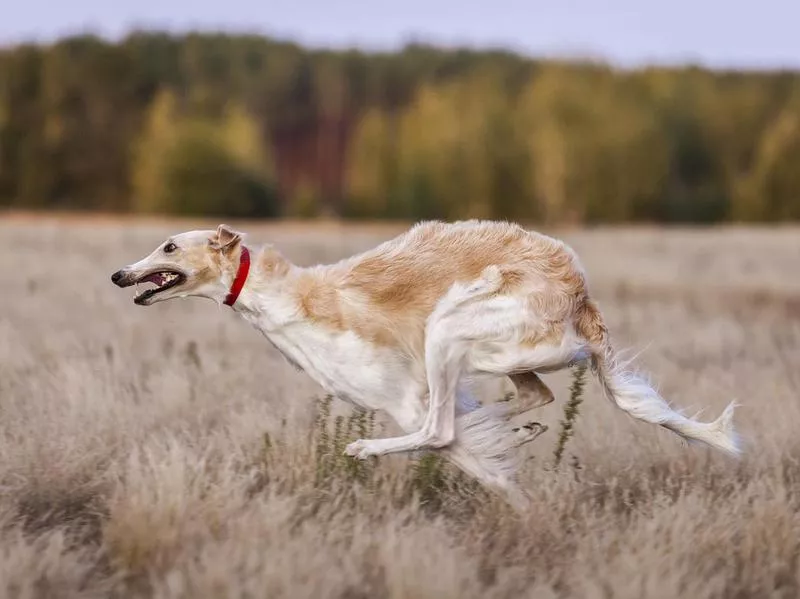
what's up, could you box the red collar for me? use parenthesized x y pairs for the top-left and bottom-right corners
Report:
(224, 246), (251, 307)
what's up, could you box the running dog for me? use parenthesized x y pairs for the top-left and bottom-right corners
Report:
(111, 220), (741, 509)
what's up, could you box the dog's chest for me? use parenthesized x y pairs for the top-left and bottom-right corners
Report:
(258, 321), (410, 410)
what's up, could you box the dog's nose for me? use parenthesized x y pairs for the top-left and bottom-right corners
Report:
(111, 270), (124, 284)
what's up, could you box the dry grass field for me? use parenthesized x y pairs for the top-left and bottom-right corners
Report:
(2, 215), (800, 598)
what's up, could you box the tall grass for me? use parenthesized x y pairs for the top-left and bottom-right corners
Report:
(0, 219), (799, 598)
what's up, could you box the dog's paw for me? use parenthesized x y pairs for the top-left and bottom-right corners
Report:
(344, 439), (375, 460)
(512, 421), (548, 447)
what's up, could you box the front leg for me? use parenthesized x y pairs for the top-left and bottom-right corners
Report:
(344, 327), (463, 459)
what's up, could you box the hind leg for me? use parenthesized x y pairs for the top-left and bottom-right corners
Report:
(507, 371), (555, 414)
(496, 371), (556, 444)
(345, 266), (519, 460)
(344, 268), (587, 461)
(440, 385), (537, 511)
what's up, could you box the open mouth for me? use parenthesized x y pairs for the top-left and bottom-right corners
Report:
(132, 271), (186, 304)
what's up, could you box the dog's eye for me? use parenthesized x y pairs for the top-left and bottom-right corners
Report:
(163, 242), (177, 254)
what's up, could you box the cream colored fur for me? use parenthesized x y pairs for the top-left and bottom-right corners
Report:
(112, 220), (742, 510)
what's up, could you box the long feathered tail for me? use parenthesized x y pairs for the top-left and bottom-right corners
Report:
(576, 298), (742, 457)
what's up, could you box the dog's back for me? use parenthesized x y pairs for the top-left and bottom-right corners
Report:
(308, 220), (590, 361)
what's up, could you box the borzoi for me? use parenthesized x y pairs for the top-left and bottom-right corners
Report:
(111, 220), (740, 509)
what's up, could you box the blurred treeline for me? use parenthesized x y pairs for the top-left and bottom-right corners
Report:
(2, 32), (800, 223)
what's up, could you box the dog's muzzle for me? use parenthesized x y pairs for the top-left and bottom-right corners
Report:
(111, 269), (131, 287)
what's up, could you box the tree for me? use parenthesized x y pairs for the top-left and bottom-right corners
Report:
(516, 65), (669, 223)
(131, 89), (279, 218)
(735, 94), (800, 220)
(343, 107), (395, 218)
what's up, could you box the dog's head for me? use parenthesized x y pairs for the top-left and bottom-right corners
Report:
(111, 224), (244, 306)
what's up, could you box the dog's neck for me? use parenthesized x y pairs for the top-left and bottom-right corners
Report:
(221, 244), (300, 327)
(221, 245), (362, 384)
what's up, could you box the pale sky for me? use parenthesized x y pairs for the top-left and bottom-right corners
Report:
(1, 0), (799, 69)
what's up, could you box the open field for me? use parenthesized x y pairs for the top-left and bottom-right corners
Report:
(1, 216), (800, 598)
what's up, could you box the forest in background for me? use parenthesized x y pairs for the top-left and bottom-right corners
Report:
(2, 31), (800, 223)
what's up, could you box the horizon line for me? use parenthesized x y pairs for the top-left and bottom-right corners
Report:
(2, 23), (800, 74)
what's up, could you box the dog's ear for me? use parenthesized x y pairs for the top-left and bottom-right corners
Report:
(209, 224), (242, 252)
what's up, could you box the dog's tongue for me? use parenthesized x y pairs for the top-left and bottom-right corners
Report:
(141, 273), (164, 286)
